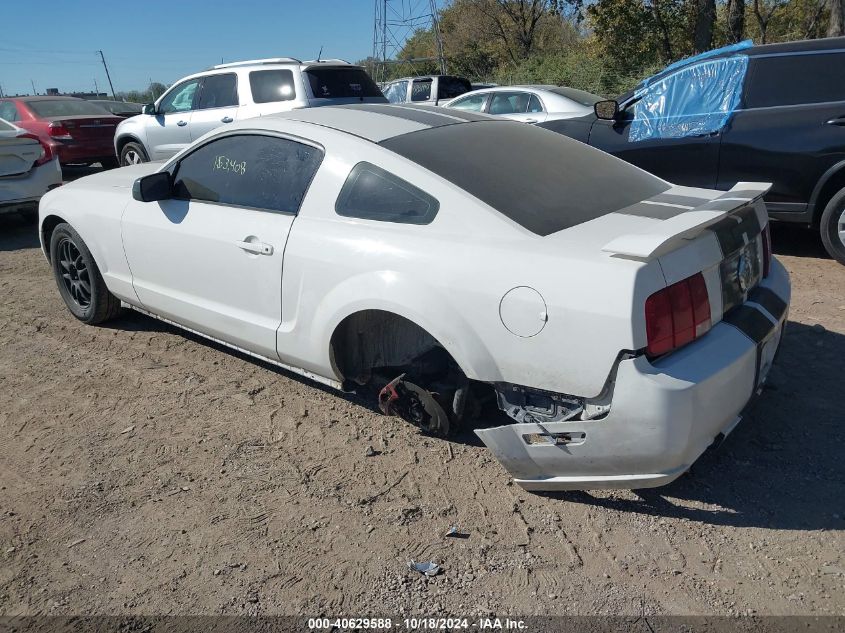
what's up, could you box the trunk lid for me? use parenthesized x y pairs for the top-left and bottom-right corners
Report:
(46, 115), (122, 142)
(0, 123), (43, 177)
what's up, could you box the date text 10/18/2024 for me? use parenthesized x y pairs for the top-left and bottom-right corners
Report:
(307, 617), (529, 630)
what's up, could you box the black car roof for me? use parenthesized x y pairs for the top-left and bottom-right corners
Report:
(741, 36), (845, 57)
(619, 36), (845, 102)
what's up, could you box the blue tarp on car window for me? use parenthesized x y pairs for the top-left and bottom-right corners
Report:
(629, 54), (749, 143)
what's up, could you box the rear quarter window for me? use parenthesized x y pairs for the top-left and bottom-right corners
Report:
(335, 162), (439, 225)
(250, 69), (296, 103)
(306, 67), (382, 99)
(437, 77), (471, 100)
(745, 52), (845, 108)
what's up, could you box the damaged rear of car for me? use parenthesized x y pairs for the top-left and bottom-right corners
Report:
(377, 119), (790, 491)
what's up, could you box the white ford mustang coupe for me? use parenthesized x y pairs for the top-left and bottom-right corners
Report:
(38, 104), (790, 491)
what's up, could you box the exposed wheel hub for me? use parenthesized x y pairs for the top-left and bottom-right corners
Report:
(378, 374), (450, 436)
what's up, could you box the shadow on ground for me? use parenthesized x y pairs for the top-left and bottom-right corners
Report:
(0, 211), (39, 251)
(771, 222), (830, 259)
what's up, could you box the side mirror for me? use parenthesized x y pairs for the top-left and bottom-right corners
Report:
(142, 103), (156, 115)
(594, 99), (620, 121)
(132, 172), (172, 202)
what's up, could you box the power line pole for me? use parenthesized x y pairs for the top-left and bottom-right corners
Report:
(98, 50), (117, 100)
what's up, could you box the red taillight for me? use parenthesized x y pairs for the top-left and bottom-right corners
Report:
(19, 132), (53, 166)
(47, 121), (72, 140)
(761, 222), (772, 278)
(645, 272), (711, 358)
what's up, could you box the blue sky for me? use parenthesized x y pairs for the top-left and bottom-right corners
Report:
(0, 0), (377, 96)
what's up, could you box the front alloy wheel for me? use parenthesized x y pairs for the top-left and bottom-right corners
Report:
(49, 223), (123, 324)
(57, 238), (92, 309)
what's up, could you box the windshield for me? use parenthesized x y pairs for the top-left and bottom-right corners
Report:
(26, 99), (111, 118)
(549, 87), (602, 106)
(380, 121), (670, 236)
(305, 67), (383, 99)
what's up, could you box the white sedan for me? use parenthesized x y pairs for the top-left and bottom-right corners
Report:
(0, 118), (62, 215)
(443, 85), (601, 123)
(37, 104), (790, 491)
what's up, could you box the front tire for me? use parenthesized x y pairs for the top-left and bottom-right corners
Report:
(50, 223), (122, 324)
(120, 141), (149, 166)
(820, 188), (845, 265)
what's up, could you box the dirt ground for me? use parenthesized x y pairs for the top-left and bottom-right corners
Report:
(0, 201), (843, 617)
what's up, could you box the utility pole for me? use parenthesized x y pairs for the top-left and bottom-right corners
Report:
(98, 50), (117, 100)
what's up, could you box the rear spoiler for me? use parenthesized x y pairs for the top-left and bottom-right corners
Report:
(601, 182), (771, 259)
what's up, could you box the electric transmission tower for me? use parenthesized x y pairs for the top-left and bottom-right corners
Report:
(372, 0), (446, 83)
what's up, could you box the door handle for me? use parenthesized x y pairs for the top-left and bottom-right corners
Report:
(524, 118), (538, 124)
(236, 240), (273, 256)
(177, 120), (187, 127)
(221, 116), (234, 123)
(825, 116), (845, 126)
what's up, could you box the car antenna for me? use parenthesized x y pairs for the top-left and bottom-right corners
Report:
(316, 46), (323, 62)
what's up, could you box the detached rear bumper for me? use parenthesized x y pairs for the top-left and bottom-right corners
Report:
(475, 258), (791, 491)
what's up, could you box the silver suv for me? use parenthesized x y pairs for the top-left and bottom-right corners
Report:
(115, 58), (386, 165)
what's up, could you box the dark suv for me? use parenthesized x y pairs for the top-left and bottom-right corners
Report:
(539, 37), (845, 264)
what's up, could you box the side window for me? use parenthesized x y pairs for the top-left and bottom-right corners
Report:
(411, 79), (432, 102)
(336, 162), (439, 225)
(489, 92), (530, 115)
(173, 134), (323, 214)
(197, 73), (238, 110)
(437, 77), (471, 100)
(384, 81), (408, 103)
(629, 56), (748, 142)
(159, 79), (200, 114)
(0, 101), (19, 122)
(249, 69), (296, 103)
(528, 94), (544, 113)
(745, 53), (845, 108)
(449, 93), (487, 111)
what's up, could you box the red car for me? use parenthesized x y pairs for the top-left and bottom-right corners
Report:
(0, 96), (121, 168)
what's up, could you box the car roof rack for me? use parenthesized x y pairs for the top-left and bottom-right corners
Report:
(302, 58), (352, 65)
(208, 57), (303, 70)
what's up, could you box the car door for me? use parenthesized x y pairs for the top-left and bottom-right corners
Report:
(189, 73), (240, 141)
(146, 78), (200, 160)
(587, 59), (738, 189)
(718, 51), (845, 213)
(121, 132), (324, 359)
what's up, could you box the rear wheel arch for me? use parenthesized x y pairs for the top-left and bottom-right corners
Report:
(328, 309), (466, 388)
